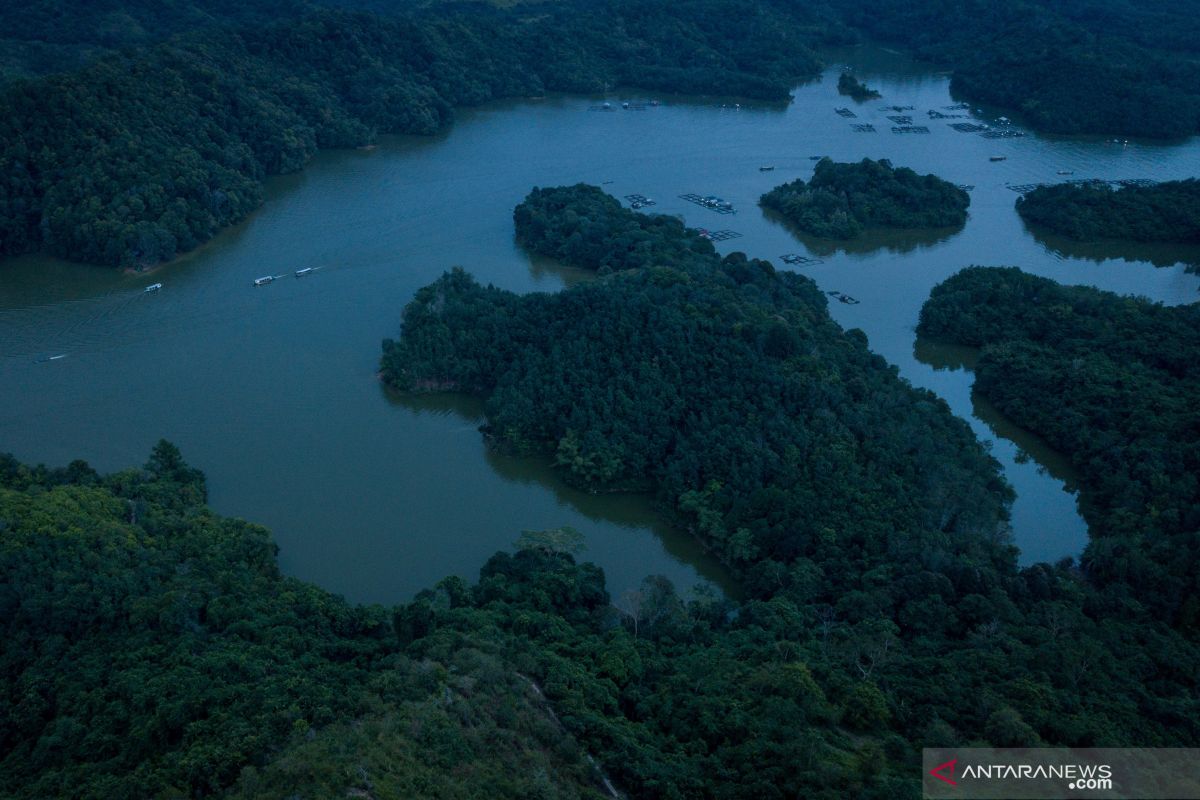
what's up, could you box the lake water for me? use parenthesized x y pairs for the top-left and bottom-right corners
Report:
(2, 47), (1198, 604)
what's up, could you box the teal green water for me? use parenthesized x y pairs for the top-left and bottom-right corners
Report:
(2, 47), (1198, 603)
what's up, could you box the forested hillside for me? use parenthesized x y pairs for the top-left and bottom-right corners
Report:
(918, 267), (1200, 632)
(0, 0), (828, 269)
(1016, 180), (1200, 243)
(830, 0), (1200, 138)
(760, 158), (970, 240)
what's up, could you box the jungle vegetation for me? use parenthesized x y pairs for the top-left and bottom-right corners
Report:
(5, 191), (1200, 800)
(837, 72), (880, 101)
(1, 0), (1196, 271)
(829, 0), (1200, 138)
(1016, 179), (1200, 243)
(918, 266), (1200, 632)
(0, 0), (829, 269)
(760, 158), (970, 240)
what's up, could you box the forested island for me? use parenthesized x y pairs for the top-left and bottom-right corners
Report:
(919, 267), (1200, 631)
(760, 158), (970, 239)
(1016, 179), (1200, 243)
(837, 72), (881, 100)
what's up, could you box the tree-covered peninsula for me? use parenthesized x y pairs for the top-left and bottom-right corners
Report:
(837, 72), (881, 100)
(1016, 179), (1200, 243)
(0, 0), (829, 269)
(918, 267), (1200, 632)
(760, 158), (970, 239)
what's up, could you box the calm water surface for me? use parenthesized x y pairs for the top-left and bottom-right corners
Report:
(2, 47), (1198, 603)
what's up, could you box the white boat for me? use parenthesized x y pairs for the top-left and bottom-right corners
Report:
(144, 283), (163, 293)
(254, 276), (275, 286)
(295, 267), (315, 277)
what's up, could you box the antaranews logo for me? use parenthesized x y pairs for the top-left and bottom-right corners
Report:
(922, 748), (1200, 799)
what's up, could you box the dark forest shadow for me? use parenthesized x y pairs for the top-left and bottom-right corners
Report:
(761, 206), (965, 258)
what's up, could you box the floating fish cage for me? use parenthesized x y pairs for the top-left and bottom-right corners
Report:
(624, 194), (657, 208)
(943, 102), (971, 111)
(850, 123), (876, 133)
(950, 123), (988, 133)
(892, 125), (930, 134)
(887, 115), (913, 125)
(780, 254), (824, 266)
(981, 130), (1026, 139)
(699, 229), (742, 242)
(679, 193), (737, 214)
(835, 107), (857, 118)
(885, 105), (915, 112)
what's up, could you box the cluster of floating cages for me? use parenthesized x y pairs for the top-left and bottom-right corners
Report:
(679, 193), (737, 213)
(892, 125), (931, 134)
(588, 100), (659, 112)
(835, 107), (857, 118)
(624, 194), (656, 209)
(697, 229), (741, 242)
(950, 122), (988, 133)
(1006, 177), (1161, 194)
(827, 291), (861, 305)
(982, 129), (1026, 139)
(851, 123), (876, 133)
(887, 115), (913, 124)
(780, 254), (824, 266)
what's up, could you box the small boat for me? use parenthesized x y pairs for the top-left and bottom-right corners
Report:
(144, 283), (163, 293)
(621, 102), (630, 109)
(36, 354), (67, 363)
(1057, 170), (1075, 175)
(759, 166), (775, 171)
(989, 155), (1007, 162)
(254, 276), (275, 286)
(295, 267), (315, 278)
(809, 155), (823, 160)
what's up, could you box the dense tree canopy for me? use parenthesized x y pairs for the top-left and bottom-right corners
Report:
(0, 443), (622, 800)
(2, 0), (1195, 269)
(760, 158), (970, 240)
(830, 0), (1200, 138)
(375, 186), (1198, 794)
(387, 184), (1012, 586)
(918, 267), (1200, 633)
(0, 0), (828, 269)
(6, 450), (1199, 797)
(837, 72), (880, 101)
(1016, 179), (1200, 243)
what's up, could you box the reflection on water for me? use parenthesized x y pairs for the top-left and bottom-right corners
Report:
(384, 386), (742, 598)
(761, 206), (965, 258)
(1024, 222), (1200, 272)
